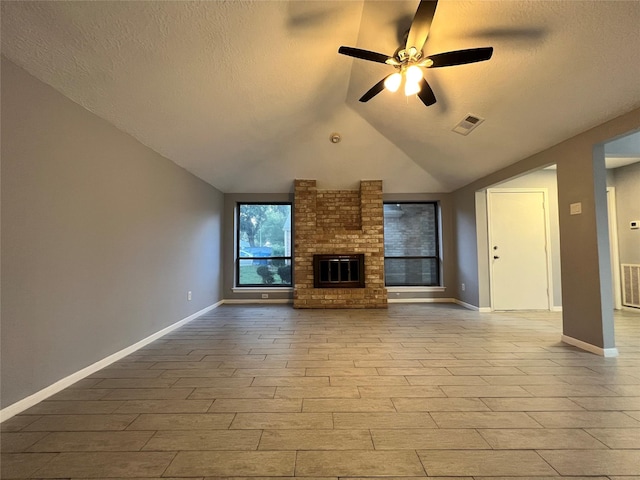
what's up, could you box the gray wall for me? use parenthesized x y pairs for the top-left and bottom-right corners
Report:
(452, 108), (640, 349)
(452, 188), (476, 306)
(557, 141), (614, 348)
(1, 57), (224, 408)
(605, 131), (640, 156)
(611, 161), (640, 265)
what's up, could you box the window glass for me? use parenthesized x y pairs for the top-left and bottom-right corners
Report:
(237, 203), (292, 286)
(383, 203), (440, 286)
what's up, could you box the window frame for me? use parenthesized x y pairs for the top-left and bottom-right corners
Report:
(383, 201), (441, 287)
(235, 202), (292, 288)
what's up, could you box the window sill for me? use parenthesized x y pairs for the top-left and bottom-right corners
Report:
(233, 286), (445, 293)
(386, 286), (446, 293)
(232, 287), (294, 293)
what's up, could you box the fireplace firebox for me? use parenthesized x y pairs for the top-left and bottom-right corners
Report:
(313, 254), (365, 288)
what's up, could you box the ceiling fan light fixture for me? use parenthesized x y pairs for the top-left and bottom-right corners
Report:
(405, 65), (423, 83)
(337, 0), (494, 107)
(384, 72), (402, 92)
(404, 79), (422, 96)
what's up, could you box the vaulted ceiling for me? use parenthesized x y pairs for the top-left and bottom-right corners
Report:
(2, 1), (640, 193)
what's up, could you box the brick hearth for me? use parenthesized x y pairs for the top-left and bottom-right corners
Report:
(293, 179), (387, 309)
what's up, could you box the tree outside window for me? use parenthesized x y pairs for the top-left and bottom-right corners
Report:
(237, 203), (292, 286)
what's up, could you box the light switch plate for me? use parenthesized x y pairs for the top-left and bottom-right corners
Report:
(570, 202), (582, 215)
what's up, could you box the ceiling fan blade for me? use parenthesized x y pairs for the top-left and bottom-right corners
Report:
(359, 76), (389, 102)
(405, 0), (438, 52)
(338, 46), (391, 64)
(426, 47), (494, 68)
(417, 77), (436, 106)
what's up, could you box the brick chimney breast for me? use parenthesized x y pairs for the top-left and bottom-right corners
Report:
(293, 180), (388, 309)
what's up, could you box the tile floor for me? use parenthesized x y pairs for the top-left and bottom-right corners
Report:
(2, 304), (640, 479)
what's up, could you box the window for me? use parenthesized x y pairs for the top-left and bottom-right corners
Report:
(383, 202), (440, 286)
(236, 203), (292, 287)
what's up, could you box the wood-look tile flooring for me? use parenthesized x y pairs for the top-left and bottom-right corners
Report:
(2, 304), (640, 479)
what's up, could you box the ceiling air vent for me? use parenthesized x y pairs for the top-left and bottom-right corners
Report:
(452, 114), (485, 136)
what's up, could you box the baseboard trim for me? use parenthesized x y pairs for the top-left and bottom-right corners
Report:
(621, 305), (640, 312)
(551, 306), (563, 312)
(561, 334), (619, 357)
(387, 297), (456, 304)
(453, 299), (486, 311)
(0, 301), (222, 423)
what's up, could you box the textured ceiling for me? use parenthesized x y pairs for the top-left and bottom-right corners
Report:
(2, 1), (640, 193)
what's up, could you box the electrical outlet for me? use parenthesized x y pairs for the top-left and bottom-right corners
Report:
(187, 291), (192, 301)
(461, 283), (466, 291)
(262, 294), (269, 299)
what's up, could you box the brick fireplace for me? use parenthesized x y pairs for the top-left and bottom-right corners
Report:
(293, 179), (387, 308)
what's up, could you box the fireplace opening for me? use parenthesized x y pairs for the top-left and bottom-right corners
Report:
(313, 254), (365, 288)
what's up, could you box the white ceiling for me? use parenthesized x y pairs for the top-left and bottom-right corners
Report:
(2, 1), (640, 193)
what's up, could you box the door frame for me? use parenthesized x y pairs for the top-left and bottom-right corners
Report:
(487, 188), (554, 311)
(607, 187), (623, 310)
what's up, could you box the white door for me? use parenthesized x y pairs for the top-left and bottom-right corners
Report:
(488, 189), (551, 310)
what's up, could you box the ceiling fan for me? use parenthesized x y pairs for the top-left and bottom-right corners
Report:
(338, 0), (493, 107)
